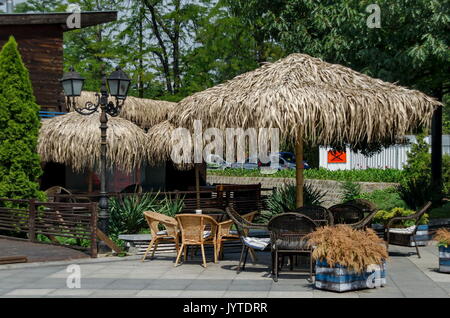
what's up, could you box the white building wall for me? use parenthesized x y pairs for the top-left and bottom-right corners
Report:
(319, 135), (450, 170)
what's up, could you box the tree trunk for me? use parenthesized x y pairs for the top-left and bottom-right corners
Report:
(295, 131), (304, 208)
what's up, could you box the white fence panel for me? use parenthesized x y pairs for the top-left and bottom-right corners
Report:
(319, 135), (450, 170)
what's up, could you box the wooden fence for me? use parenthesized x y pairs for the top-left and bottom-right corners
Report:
(0, 198), (98, 257)
(47, 184), (268, 214)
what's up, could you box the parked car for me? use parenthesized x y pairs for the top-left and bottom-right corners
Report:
(277, 152), (310, 169)
(205, 154), (232, 170)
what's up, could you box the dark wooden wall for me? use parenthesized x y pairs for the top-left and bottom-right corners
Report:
(0, 25), (65, 112)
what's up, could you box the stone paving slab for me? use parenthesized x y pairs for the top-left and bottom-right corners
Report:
(0, 244), (449, 298)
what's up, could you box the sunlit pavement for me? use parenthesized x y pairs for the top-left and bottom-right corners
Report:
(0, 243), (449, 298)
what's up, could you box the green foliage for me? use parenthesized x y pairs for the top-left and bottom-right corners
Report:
(0, 36), (44, 202)
(358, 188), (408, 211)
(209, 168), (404, 183)
(429, 203), (450, 219)
(373, 207), (429, 227)
(109, 193), (160, 237)
(261, 183), (327, 223)
(109, 193), (185, 237)
(340, 181), (362, 203)
(398, 134), (450, 209)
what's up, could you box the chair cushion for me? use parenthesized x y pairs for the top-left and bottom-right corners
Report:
(203, 230), (212, 239)
(157, 230), (168, 235)
(242, 237), (270, 250)
(389, 226), (416, 234)
(274, 238), (309, 250)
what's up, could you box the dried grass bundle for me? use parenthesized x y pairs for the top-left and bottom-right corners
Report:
(434, 228), (450, 247)
(306, 225), (388, 272)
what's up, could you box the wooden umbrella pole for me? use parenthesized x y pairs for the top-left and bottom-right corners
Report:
(195, 163), (200, 210)
(295, 131), (304, 208)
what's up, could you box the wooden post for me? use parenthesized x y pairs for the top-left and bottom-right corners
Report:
(90, 203), (98, 258)
(195, 163), (200, 209)
(295, 131), (304, 208)
(28, 199), (36, 242)
(431, 106), (443, 198)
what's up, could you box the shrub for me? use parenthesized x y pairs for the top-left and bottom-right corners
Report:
(0, 36), (44, 202)
(373, 207), (429, 227)
(429, 202), (450, 219)
(398, 134), (450, 209)
(358, 187), (408, 211)
(306, 225), (388, 273)
(261, 183), (327, 223)
(209, 167), (404, 183)
(434, 228), (450, 247)
(340, 181), (361, 203)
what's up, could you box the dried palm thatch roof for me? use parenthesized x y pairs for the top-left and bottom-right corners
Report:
(75, 91), (176, 129)
(38, 112), (148, 172)
(146, 120), (193, 170)
(169, 53), (442, 147)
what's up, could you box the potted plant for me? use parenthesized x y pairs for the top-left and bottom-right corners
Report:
(372, 207), (430, 246)
(306, 225), (388, 292)
(434, 228), (450, 273)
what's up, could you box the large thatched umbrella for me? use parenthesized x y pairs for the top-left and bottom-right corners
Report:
(167, 53), (442, 207)
(76, 91), (176, 129)
(38, 112), (148, 176)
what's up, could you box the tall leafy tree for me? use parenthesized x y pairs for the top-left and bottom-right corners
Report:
(0, 36), (44, 201)
(225, 0), (449, 112)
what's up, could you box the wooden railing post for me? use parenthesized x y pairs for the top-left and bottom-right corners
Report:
(90, 202), (98, 258)
(28, 199), (36, 242)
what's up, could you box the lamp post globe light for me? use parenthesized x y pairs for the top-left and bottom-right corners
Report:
(60, 66), (131, 253)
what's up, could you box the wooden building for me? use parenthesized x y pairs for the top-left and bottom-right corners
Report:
(0, 11), (117, 112)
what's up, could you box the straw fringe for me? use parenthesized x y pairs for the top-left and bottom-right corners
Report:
(38, 112), (148, 173)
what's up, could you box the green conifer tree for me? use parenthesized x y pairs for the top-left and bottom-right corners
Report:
(0, 36), (44, 201)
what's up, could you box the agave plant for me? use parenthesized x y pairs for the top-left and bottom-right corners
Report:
(261, 183), (327, 222)
(109, 193), (160, 237)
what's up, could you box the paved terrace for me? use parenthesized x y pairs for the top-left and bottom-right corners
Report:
(0, 244), (449, 298)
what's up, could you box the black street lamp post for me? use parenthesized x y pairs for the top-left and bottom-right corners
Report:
(60, 66), (131, 252)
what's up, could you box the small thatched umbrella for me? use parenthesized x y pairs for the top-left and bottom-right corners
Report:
(168, 53), (442, 207)
(38, 112), (148, 182)
(76, 91), (176, 129)
(147, 121), (200, 207)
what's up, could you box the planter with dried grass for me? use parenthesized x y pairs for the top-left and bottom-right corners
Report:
(434, 228), (450, 273)
(306, 225), (388, 292)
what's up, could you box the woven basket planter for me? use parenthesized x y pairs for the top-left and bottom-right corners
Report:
(439, 246), (450, 273)
(315, 260), (386, 292)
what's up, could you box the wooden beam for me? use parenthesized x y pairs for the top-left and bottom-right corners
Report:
(0, 256), (28, 265)
(96, 229), (123, 254)
(0, 11), (117, 30)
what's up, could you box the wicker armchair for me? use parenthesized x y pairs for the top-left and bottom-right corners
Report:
(225, 206), (269, 273)
(268, 213), (317, 282)
(45, 186), (74, 203)
(384, 201), (432, 258)
(344, 198), (377, 213)
(217, 211), (259, 259)
(175, 214), (219, 267)
(142, 211), (180, 261)
(292, 205), (334, 226)
(329, 203), (364, 225)
(346, 209), (379, 230)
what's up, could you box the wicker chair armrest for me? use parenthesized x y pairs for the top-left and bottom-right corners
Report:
(349, 210), (378, 230)
(386, 215), (415, 230)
